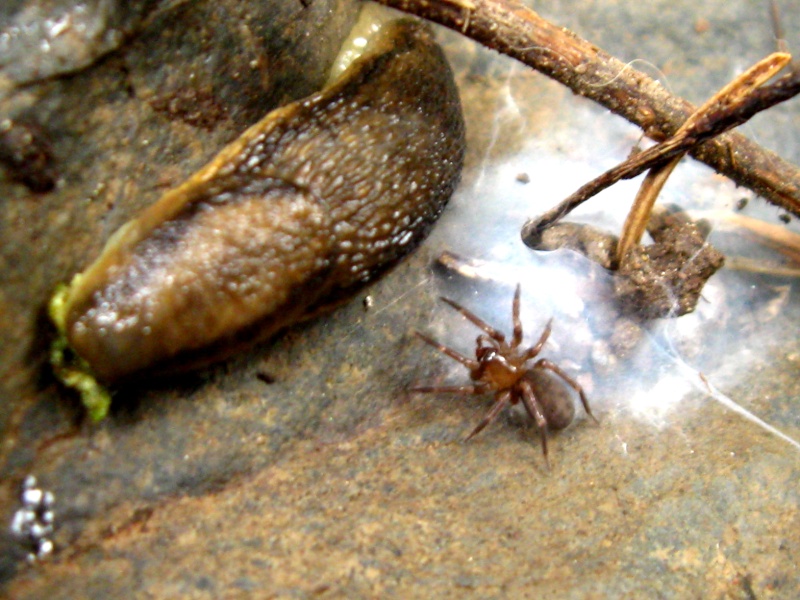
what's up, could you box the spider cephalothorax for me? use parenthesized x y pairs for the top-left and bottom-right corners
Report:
(414, 284), (597, 467)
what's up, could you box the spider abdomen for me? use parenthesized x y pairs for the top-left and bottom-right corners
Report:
(524, 369), (575, 430)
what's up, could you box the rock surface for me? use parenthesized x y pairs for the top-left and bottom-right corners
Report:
(2, 1), (799, 597)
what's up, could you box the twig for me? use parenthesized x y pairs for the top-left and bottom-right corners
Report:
(612, 52), (792, 264)
(375, 0), (800, 216)
(770, 0), (797, 72)
(521, 55), (799, 252)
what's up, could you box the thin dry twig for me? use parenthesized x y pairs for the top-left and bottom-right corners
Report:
(612, 52), (792, 265)
(700, 210), (800, 265)
(375, 0), (800, 217)
(521, 54), (799, 256)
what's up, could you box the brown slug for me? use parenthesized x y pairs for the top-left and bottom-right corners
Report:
(49, 18), (466, 420)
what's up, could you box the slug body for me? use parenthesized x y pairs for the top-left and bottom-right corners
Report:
(50, 19), (465, 418)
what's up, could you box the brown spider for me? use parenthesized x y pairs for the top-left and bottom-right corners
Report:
(413, 284), (597, 467)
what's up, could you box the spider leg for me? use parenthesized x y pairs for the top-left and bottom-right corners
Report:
(521, 318), (553, 361)
(519, 379), (552, 469)
(415, 331), (480, 370)
(440, 297), (506, 343)
(511, 284), (523, 347)
(465, 389), (512, 441)
(411, 384), (489, 395)
(535, 358), (598, 423)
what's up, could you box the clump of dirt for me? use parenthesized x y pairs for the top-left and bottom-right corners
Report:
(533, 204), (725, 319)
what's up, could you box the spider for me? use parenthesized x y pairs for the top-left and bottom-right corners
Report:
(413, 284), (597, 467)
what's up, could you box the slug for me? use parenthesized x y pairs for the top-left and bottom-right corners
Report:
(48, 18), (466, 420)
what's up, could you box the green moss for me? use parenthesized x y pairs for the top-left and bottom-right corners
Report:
(48, 284), (112, 422)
